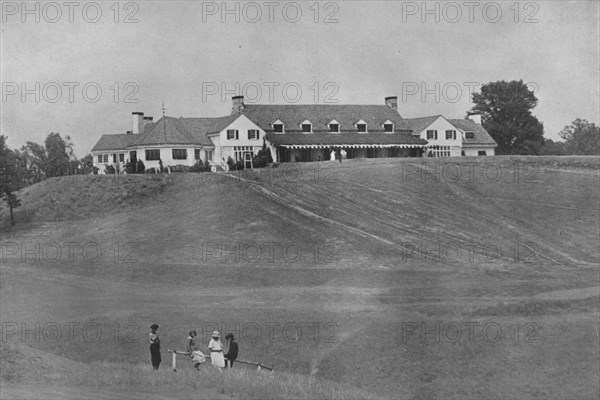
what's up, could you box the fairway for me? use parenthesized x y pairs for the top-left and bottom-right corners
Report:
(1, 156), (599, 399)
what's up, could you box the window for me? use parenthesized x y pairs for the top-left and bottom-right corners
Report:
(478, 150), (487, 156)
(248, 129), (259, 140)
(427, 130), (438, 140)
(430, 146), (451, 158)
(465, 131), (475, 140)
(234, 146), (253, 162)
(273, 123), (284, 133)
(97, 155), (102, 163)
(119, 154), (124, 162)
(146, 149), (160, 161)
(173, 149), (187, 160)
(195, 149), (201, 160)
(329, 123), (339, 133)
(103, 154), (108, 163)
(300, 120), (313, 133)
(227, 129), (239, 140)
(384, 124), (394, 133)
(205, 150), (213, 162)
(357, 123), (367, 133)
(445, 130), (456, 140)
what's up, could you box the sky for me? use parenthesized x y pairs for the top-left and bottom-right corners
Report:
(1, 0), (599, 157)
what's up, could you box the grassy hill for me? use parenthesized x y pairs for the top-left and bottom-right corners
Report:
(1, 156), (599, 399)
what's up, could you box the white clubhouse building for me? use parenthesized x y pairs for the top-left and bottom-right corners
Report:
(91, 96), (496, 173)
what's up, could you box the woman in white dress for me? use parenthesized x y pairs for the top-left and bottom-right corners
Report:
(187, 330), (206, 370)
(208, 331), (225, 368)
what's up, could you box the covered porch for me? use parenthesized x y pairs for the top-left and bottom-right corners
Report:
(276, 144), (425, 163)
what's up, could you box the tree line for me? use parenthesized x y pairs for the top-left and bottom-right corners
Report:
(1, 132), (92, 226)
(469, 80), (599, 156)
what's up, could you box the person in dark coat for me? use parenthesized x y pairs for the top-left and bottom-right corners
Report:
(149, 324), (161, 370)
(224, 333), (238, 368)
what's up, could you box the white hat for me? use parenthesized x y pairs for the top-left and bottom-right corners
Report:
(212, 331), (220, 337)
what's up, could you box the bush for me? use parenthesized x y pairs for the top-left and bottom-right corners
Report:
(253, 148), (273, 168)
(190, 160), (205, 173)
(104, 164), (116, 174)
(204, 159), (211, 172)
(170, 165), (191, 173)
(235, 160), (244, 171)
(125, 160), (136, 174)
(226, 156), (236, 171)
(136, 160), (145, 173)
(145, 167), (157, 174)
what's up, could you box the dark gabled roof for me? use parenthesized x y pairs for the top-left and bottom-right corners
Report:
(128, 115), (239, 147)
(403, 115), (442, 135)
(91, 134), (138, 152)
(132, 116), (201, 146)
(91, 115), (238, 151)
(177, 115), (239, 145)
(241, 104), (411, 133)
(266, 133), (427, 146)
(449, 119), (497, 146)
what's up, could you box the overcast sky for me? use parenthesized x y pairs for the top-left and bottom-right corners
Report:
(2, 0), (598, 156)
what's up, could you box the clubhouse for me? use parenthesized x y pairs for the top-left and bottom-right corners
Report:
(91, 96), (497, 173)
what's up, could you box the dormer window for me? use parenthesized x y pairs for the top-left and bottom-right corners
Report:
(328, 119), (340, 133)
(465, 131), (475, 140)
(272, 119), (284, 133)
(383, 120), (394, 133)
(356, 120), (367, 133)
(300, 120), (313, 133)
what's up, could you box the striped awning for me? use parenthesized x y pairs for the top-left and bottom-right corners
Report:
(280, 144), (425, 149)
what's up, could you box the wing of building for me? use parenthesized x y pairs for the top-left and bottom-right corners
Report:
(90, 96), (497, 173)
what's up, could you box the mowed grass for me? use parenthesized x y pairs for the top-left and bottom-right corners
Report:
(1, 156), (599, 399)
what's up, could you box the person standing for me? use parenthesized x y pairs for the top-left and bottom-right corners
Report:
(208, 331), (225, 368)
(149, 324), (161, 371)
(224, 333), (239, 369)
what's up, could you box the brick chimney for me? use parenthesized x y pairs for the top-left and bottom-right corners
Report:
(132, 112), (144, 134)
(385, 96), (398, 112)
(232, 95), (245, 115)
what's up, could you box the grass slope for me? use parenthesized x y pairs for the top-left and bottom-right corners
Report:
(1, 156), (599, 399)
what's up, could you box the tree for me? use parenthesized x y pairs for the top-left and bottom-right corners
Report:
(79, 154), (94, 174)
(470, 80), (544, 155)
(540, 139), (567, 155)
(44, 132), (70, 177)
(253, 140), (274, 168)
(19, 141), (48, 184)
(558, 119), (600, 155)
(0, 136), (23, 226)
